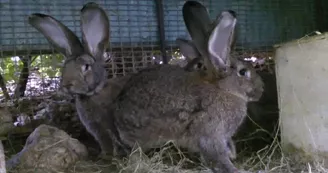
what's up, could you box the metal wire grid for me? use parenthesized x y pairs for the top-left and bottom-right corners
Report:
(0, 0), (323, 99)
(163, 0), (318, 63)
(0, 0), (160, 50)
(0, 0), (159, 98)
(106, 0), (159, 77)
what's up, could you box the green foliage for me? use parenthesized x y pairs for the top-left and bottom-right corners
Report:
(168, 49), (184, 65)
(0, 54), (64, 84)
(171, 49), (183, 59)
(31, 54), (64, 78)
(0, 57), (23, 82)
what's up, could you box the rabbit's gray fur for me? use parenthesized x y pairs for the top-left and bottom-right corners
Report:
(106, 1), (264, 173)
(177, 37), (237, 160)
(176, 38), (206, 72)
(28, 2), (130, 158)
(28, 1), (263, 172)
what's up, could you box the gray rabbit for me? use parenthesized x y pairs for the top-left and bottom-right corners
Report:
(28, 2), (131, 158)
(176, 38), (206, 71)
(28, 1), (263, 172)
(105, 1), (264, 173)
(176, 37), (237, 160)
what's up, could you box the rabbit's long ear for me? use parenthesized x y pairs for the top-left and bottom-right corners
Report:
(182, 1), (211, 56)
(176, 38), (200, 60)
(28, 13), (84, 58)
(208, 10), (237, 70)
(80, 2), (110, 60)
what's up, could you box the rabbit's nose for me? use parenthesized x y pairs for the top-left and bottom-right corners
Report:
(227, 10), (236, 17)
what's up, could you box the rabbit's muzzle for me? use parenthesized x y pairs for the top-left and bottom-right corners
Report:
(246, 80), (264, 102)
(247, 88), (263, 101)
(60, 82), (87, 96)
(61, 79), (99, 96)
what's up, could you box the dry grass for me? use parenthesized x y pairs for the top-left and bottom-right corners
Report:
(6, 141), (328, 173)
(4, 77), (328, 173)
(4, 112), (328, 173)
(5, 116), (328, 173)
(69, 143), (212, 173)
(64, 139), (328, 173)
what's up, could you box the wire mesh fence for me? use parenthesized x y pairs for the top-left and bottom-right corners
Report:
(0, 0), (324, 100)
(0, 0), (160, 100)
(163, 0), (319, 64)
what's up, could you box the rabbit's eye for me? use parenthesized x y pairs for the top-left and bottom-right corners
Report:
(196, 63), (202, 68)
(238, 68), (249, 77)
(81, 64), (91, 72)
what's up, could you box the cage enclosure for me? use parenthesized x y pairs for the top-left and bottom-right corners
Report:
(0, 0), (328, 172)
(275, 32), (328, 163)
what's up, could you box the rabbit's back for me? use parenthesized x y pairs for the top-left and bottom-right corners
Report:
(117, 65), (203, 111)
(111, 64), (247, 150)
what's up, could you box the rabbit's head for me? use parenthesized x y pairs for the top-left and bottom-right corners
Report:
(176, 38), (206, 71)
(181, 1), (264, 102)
(28, 2), (110, 96)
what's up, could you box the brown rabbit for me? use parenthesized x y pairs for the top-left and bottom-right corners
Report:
(105, 1), (264, 173)
(28, 2), (131, 158)
(176, 37), (237, 160)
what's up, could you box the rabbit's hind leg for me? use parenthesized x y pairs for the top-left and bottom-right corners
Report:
(198, 135), (240, 173)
